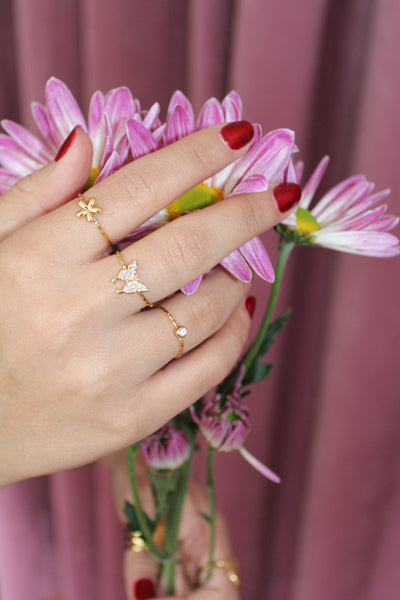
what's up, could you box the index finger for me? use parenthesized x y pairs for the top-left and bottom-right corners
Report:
(41, 122), (258, 260)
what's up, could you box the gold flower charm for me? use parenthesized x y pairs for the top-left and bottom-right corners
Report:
(76, 196), (102, 221)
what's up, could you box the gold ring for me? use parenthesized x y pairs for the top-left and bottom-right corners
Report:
(154, 305), (187, 359)
(76, 195), (152, 306)
(124, 530), (148, 552)
(76, 195), (186, 358)
(199, 557), (240, 587)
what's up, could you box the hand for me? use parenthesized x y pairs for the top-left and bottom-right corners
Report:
(109, 453), (240, 599)
(0, 123), (293, 486)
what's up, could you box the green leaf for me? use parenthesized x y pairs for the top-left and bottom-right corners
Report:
(123, 500), (156, 534)
(259, 309), (291, 355)
(242, 310), (291, 387)
(242, 361), (272, 386)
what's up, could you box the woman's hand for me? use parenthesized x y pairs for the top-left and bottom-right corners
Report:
(109, 452), (240, 599)
(0, 123), (293, 486)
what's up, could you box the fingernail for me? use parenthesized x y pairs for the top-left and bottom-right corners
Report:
(55, 126), (78, 161)
(245, 296), (256, 318)
(133, 578), (156, 600)
(220, 120), (254, 150)
(272, 182), (302, 213)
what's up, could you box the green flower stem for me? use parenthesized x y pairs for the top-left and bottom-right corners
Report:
(126, 445), (166, 561)
(162, 448), (194, 596)
(243, 240), (294, 373)
(205, 447), (216, 583)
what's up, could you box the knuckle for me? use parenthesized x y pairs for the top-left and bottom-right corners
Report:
(236, 193), (261, 234)
(163, 220), (210, 275)
(114, 167), (157, 211)
(229, 307), (250, 350)
(67, 354), (106, 399)
(204, 352), (231, 387)
(180, 137), (214, 172)
(191, 289), (223, 332)
(12, 172), (37, 198)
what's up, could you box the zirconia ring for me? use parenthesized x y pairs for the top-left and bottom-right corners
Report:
(199, 558), (240, 588)
(154, 305), (187, 359)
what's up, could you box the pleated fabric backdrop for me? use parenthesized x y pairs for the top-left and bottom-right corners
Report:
(0, 1), (399, 599)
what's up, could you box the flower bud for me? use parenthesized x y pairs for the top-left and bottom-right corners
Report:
(141, 424), (190, 471)
(191, 393), (250, 452)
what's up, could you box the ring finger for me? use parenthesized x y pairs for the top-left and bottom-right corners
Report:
(108, 267), (251, 381)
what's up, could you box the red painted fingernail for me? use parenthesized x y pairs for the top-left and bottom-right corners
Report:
(272, 182), (302, 213)
(133, 578), (156, 599)
(220, 120), (254, 150)
(245, 296), (256, 318)
(55, 126), (78, 161)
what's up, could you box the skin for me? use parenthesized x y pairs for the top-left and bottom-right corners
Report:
(109, 452), (240, 599)
(0, 124), (288, 487)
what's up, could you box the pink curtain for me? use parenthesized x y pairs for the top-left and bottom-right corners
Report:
(0, 1), (399, 599)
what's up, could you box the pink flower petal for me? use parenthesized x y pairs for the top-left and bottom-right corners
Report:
(225, 174), (268, 196)
(88, 90), (105, 138)
(31, 102), (53, 147)
(313, 230), (400, 257)
(127, 119), (158, 159)
(334, 205), (387, 232)
(167, 104), (195, 143)
(167, 91), (194, 126)
(365, 214), (399, 232)
(104, 86), (135, 144)
(0, 143), (40, 176)
(181, 276), (203, 295)
(0, 169), (18, 193)
(197, 98), (225, 128)
(45, 77), (86, 143)
(240, 237), (275, 282)
(312, 175), (368, 220)
(1, 120), (52, 162)
(300, 156), (329, 209)
(95, 151), (121, 184)
(142, 102), (161, 130)
(99, 114), (113, 167)
(222, 91), (243, 121)
(220, 249), (253, 282)
(229, 128), (295, 188)
(239, 446), (281, 483)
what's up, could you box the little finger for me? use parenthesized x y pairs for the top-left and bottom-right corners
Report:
(129, 300), (251, 438)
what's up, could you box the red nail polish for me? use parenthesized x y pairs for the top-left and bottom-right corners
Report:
(245, 296), (256, 318)
(55, 126), (78, 161)
(272, 182), (302, 213)
(220, 120), (254, 150)
(133, 578), (156, 600)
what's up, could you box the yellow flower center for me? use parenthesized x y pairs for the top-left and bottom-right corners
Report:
(82, 167), (100, 192)
(166, 183), (224, 219)
(295, 207), (321, 235)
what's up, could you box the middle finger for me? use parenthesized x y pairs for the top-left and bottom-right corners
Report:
(92, 186), (283, 319)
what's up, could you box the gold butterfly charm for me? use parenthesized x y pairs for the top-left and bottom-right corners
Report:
(111, 261), (149, 294)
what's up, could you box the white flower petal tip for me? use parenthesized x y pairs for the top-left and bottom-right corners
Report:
(239, 446), (281, 483)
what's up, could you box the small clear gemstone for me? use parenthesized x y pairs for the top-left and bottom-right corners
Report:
(177, 326), (187, 337)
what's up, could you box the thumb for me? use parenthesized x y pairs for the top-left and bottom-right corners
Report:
(0, 125), (92, 241)
(126, 548), (159, 600)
